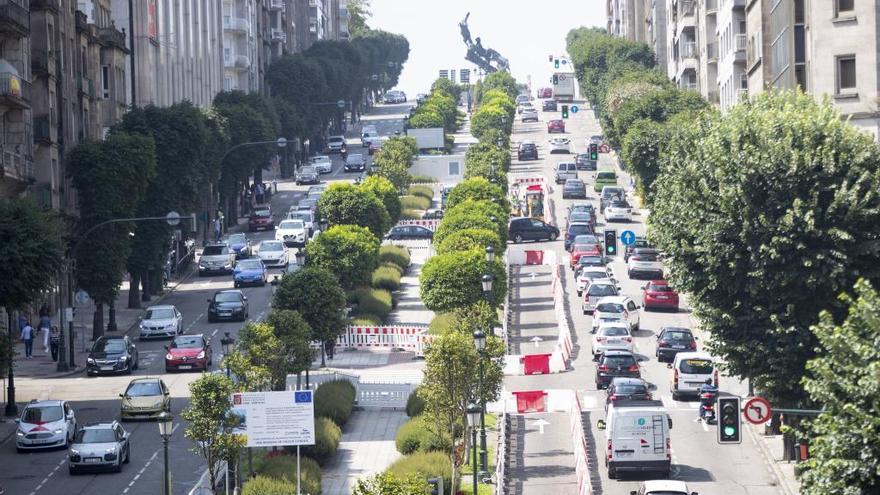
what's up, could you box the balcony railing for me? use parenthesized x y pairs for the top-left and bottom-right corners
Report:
(271, 29), (286, 42)
(682, 41), (698, 59)
(735, 33), (747, 51)
(98, 27), (128, 51)
(0, 148), (34, 182)
(0, 0), (29, 36)
(31, 0), (61, 11)
(0, 72), (30, 107)
(223, 17), (249, 33)
(683, 82), (698, 91)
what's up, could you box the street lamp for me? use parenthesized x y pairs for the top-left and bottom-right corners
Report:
(481, 274), (493, 301)
(158, 411), (174, 495)
(467, 402), (481, 495)
(294, 249), (306, 266)
(485, 245), (495, 263)
(220, 332), (235, 378)
(473, 329), (489, 477)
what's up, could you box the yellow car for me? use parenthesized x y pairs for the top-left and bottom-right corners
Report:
(119, 378), (171, 421)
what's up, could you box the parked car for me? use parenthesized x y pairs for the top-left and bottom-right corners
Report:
(589, 134), (605, 145)
(605, 378), (652, 411)
(521, 108), (539, 122)
(326, 135), (346, 153)
(415, 93), (427, 104)
(594, 170), (619, 192)
(165, 334), (212, 372)
(295, 166), (319, 185)
(233, 258), (268, 287)
(591, 296), (641, 333)
(138, 305), (183, 340)
(385, 225), (434, 240)
(119, 378), (170, 420)
(257, 240), (289, 268)
(207, 290), (249, 323)
(224, 233), (252, 259)
(248, 206), (274, 232)
(595, 350), (641, 389)
(198, 243), (236, 276)
(275, 219), (307, 247)
(86, 336), (138, 376)
(542, 99), (558, 111)
(508, 217), (559, 244)
(547, 119), (566, 133)
(656, 326), (698, 362)
(627, 248), (664, 279)
(16, 400), (77, 451)
(344, 153), (367, 172)
(670, 352), (717, 400)
(604, 199), (633, 222)
(384, 90), (406, 103)
(517, 141), (539, 161)
(562, 179), (587, 199)
(555, 162), (578, 184)
(310, 155), (333, 174)
(68, 421), (130, 473)
(642, 280), (679, 311)
(575, 152), (596, 170)
(582, 279), (621, 314)
(592, 322), (634, 360)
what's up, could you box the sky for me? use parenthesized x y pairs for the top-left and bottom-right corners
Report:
(368, 0), (605, 97)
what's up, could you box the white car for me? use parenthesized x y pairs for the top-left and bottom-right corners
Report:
(257, 240), (289, 268)
(326, 135), (346, 153)
(516, 103), (534, 114)
(671, 352), (717, 400)
(634, 480), (698, 495)
(275, 219), (307, 247)
(576, 267), (614, 296)
(16, 400), (77, 451)
(582, 279), (620, 314)
(591, 296), (641, 333)
(604, 199), (633, 222)
(138, 305), (183, 339)
(627, 248), (664, 279)
(549, 137), (571, 154)
(521, 108), (539, 122)
(310, 155), (332, 174)
(286, 210), (315, 235)
(592, 323), (634, 359)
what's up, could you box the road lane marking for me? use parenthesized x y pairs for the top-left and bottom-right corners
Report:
(211, 329), (218, 337)
(185, 313), (204, 332)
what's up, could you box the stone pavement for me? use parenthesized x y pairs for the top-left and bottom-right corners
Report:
(506, 413), (578, 494)
(748, 424), (802, 495)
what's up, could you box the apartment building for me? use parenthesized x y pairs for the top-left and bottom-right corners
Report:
(647, 0), (668, 74)
(607, 0), (650, 43)
(667, 0), (699, 90)
(0, 0), (33, 201)
(697, 0), (718, 104)
(715, 0), (747, 110)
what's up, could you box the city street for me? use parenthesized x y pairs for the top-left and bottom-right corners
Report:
(504, 98), (783, 494)
(0, 101), (411, 495)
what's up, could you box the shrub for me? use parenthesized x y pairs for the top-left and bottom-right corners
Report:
(400, 195), (431, 211)
(428, 313), (456, 335)
(435, 228), (503, 256)
(401, 208), (421, 219)
(257, 455), (322, 495)
(406, 388), (426, 417)
(372, 266), (402, 291)
(300, 417), (342, 465)
(314, 379), (356, 426)
(386, 451), (453, 495)
(409, 185), (435, 201)
(420, 250), (508, 312)
(350, 287), (393, 318)
(395, 416), (451, 454)
(242, 475), (297, 495)
(381, 261), (405, 277)
(379, 245), (411, 271)
(351, 312), (383, 326)
(411, 175), (438, 184)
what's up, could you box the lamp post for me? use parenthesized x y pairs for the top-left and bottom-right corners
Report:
(466, 402), (481, 495)
(220, 332), (235, 378)
(482, 273), (493, 304)
(158, 411), (173, 495)
(319, 217), (329, 233)
(473, 329), (489, 477)
(294, 249), (305, 267)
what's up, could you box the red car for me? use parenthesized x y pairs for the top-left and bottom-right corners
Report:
(547, 119), (565, 133)
(538, 87), (553, 98)
(642, 280), (680, 311)
(248, 206), (274, 232)
(570, 245), (602, 269)
(165, 334), (212, 372)
(368, 140), (382, 156)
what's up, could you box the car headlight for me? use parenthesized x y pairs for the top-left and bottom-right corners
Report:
(87, 358), (95, 364)
(153, 401), (164, 408)
(105, 447), (117, 453)
(224, 263), (232, 268)
(119, 356), (128, 362)
(197, 351), (206, 359)
(16, 429), (25, 437)
(70, 449), (80, 455)
(166, 353), (173, 360)
(199, 261), (207, 267)
(54, 428), (63, 435)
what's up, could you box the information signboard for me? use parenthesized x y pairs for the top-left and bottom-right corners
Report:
(231, 390), (315, 448)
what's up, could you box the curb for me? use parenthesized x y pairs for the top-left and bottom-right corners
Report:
(746, 422), (798, 495)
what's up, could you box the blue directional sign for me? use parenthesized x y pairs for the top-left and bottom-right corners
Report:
(570, 105), (579, 114)
(620, 230), (636, 246)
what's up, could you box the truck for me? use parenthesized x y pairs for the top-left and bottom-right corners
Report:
(406, 127), (445, 150)
(552, 70), (576, 102)
(597, 400), (672, 479)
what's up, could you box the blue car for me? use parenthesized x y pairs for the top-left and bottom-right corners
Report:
(233, 259), (267, 287)
(225, 233), (252, 259)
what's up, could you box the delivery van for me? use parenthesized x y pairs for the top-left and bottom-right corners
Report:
(597, 400), (672, 479)
(670, 352), (718, 400)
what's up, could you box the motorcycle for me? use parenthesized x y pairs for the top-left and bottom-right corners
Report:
(699, 390), (717, 423)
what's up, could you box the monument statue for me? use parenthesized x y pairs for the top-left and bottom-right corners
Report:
(458, 12), (509, 74)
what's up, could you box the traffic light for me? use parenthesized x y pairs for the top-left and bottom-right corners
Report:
(589, 143), (598, 161)
(718, 397), (742, 444)
(427, 477), (444, 495)
(549, 54), (554, 62)
(604, 230), (617, 257)
(561, 105), (569, 119)
(552, 74), (559, 85)
(554, 58), (560, 69)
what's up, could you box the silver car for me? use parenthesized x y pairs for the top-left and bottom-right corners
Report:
(257, 240), (289, 268)
(198, 244), (236, 275)
(295, 166), (319, 185)
(68, 421), (130, 474)
(286, 210), (315, 235)
(138, 305), (183, 339)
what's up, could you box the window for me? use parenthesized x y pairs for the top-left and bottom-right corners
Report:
(837, 55), (856, 93)
(101, 65), (110, 99)
(448, 161), (460, 176)
(836, 0), (854, 15)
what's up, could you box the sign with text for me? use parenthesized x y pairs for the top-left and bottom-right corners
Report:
(231, 391), (315, 448)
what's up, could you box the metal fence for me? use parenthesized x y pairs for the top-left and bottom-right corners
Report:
(288, 370), (417, 409)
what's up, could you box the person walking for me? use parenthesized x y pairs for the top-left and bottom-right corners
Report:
(39, 305), (51, 355)
(255, 183), (265, 205)
(20, 319), (35, 359)
(213, 216), (222, 242)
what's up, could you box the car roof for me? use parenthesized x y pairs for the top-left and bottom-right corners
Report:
(215, 289), (244, 295)
(642, 480), (689, 492)
(610, 377), (645, 386)
(674, 351), (713, 361)
(128, 377), (163, 384)
(147, 305), (176, 311)
(26, 399), (64, 407)
(82, 421), (118, 429)
(597, 296), (628, 304)
(647, 279), (669, 284)
(568, 222), (591, 228)
(601, 350), (635, 357)
(633, 247), (659, 253)
(590, 279), (616, 286)
(661, 326), (692, 333)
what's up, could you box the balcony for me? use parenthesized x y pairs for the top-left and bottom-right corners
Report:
(269, 0), (284, 10)
(98, 27), (129, 52)
(0, 148), (33, 183)
(224, 54), (250, 70)
(32, 49), (53, 77)
(0, 0), (29, 37)
(706, 42), (718, 63)
(0, 72), (30, 109)
(271, 29), (286, 43)
(31, 0), (60, 12)
(681, 41), (698, 62)
(682, 81), (698, 91)
(733, 33), (747, 63)
(34, 115), (52, 145)
(76, 74), (95, 98)
(705, 0), (718, 13)
(75, 10), (88, 32)
(223, 17), (249, 34)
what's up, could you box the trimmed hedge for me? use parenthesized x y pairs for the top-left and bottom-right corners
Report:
(395, 416), (451, 455)
(400, 195), (431, 211)
(428, 313), (456, 335)
(379, 245), (411, 272)
(408, 185), (435, 201)
(351, 312), (383, 326)
(242, 475), (298, 495)
(411, 175), (438, 184)
(406, 388), (426, 417)
(381, 261), (405, 277)
(301, 416), (342, 465)
(314, 379), (356, 426)
(401, 208), (421, 219)
(372, 266), (402, 291)
(386, 451), (453, 495)
(350, 287), (393, 318)
(257, 455), (322, 495)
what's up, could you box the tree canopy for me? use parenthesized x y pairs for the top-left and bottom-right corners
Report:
(273, 267), (347, 346)
(304, 225), (380, 290)
(419, 249), (506, 313)
(317, 182), (391, 238)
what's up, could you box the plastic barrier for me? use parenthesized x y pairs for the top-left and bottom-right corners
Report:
(525, 250), (544, 265)
(569, 391), (592, 495)
(522, 354), (552, 374)
(394, 219), (441, 231)
(512, 390), (547, 413)
(334, 325), (436, 357)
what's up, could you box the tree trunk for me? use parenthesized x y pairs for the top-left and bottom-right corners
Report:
(107, 300), (118, 332)
(150, 269), (163, 296)
(128, 273), (141, 309)
(254, 167), (263, 185)
(141, 270), (151, 302)
(92, 302), (104, 341)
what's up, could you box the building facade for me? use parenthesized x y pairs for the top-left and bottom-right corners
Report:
(607, 0), (650, 43)
(715, 0), (747, 110)
(0, 0), (33, 201)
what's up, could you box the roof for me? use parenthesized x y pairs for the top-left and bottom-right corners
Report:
(600, 350), (634, 356)
(609, 377), (646, 386)
(82, 421), (118, 429)
(642, 480), (689, 492)
(597, 296), (628, 304)
(128, 377), (163, 383)
(215, 289), (244, 294)
(647, 279), (670, 285)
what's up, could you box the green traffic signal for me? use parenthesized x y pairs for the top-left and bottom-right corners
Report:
(589, 143), (598, 161)
(561, 105), (569, 119)
(604, 230), (617, 256)
(554, 59), (560, 69)
(717, 397), (742, 444)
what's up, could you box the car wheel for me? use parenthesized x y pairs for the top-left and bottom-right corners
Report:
(124, 446), (130, 464)
(207, 314), (215, 323)
(548, 232), (558, 241)
(126, 362), (133, 375)
(608, 467), (617, 479)
(133, 358), (139, 371)
(577, 291), (582, 297)
(234, 282), (239, 288)
(114, 456), (123, 473)
(633, 321), (640, 332)
(671, 390), (680, 401)
(513, 234), (524, 243)
(69, 466), (77, 475)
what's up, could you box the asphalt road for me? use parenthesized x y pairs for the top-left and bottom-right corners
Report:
(506, 98), (782, 494)
(0, 101), (412, 495)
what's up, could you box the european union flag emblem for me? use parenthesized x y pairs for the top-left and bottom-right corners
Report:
(294, 391), (312, 403)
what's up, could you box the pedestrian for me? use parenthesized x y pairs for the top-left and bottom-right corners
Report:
(213, 216), (222, 242)
(20, 319), (34, 359)
(49, 325), (60, 361)
(255, 182), (265, 205)
(39, 304), (51, 355)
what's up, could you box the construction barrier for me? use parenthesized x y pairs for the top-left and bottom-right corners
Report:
(395, 219), (441, 231)
(522, 354), (552, 375)
(333, 325), (436, 357)
(512, 390), (547, 413)
(569, 391), (593, 495)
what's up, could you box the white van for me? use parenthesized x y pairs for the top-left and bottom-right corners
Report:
(670, 352), (717, 400)
(598, 400), (672, 479)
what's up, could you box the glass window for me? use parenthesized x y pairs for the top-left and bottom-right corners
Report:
(23, 405), (63, 423)
(836, 0), (853, 14)
(215, 292), (242, 303)
(794, 26), (805, 64)
(202, 245), (227, 256)
(75, 428), (117, 444)
(145, 308), (175, 320)
(837, 56), (856, 92)
(771, 29), (790, 80)
(237, 260), (262, 270)
(597, 303), (625, 313)
(125, 381), (162, 397)
(614, 384), (648, 395)
(679, 359), (714, 374)
(172, 336), (204, 349)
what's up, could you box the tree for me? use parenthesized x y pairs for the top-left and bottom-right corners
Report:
(445, 177), (507, 210)
(353, 472), (430, 495)
(436, 228), (503, 256)
(304, 225), (380, 290)
(619, 118), (667, 204)
(602, 68), (672, 142)
(470, 104), (511, 140)
(373, 136), (417, 192)
(432, 211), (504, 248)
(419, 249), (506, 312)
(347, 0), (372, 37)
(440, 199), (509, 243)
(360, 175), (402, 224)
(225, 322), (278, 392)
(183, 373), (245, 492)
(798, 279), (880, 495)
(609, 87), (709, 148)
(273, 267), (347, 365)
(265, 310), (314, 389)
(476, 71), (518, 101)
(649, 90), (880, 405)
(317, 182), (391, 238)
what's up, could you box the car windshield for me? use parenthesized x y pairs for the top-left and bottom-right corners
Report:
(589, 285), (617, 296)
(597, 172), (616, 180)
(615, 384), (647, 395)
(568, 224), (591, 235)
(663, 331), (693, 342)
(312, 156), (330, 163)
(348, 154), (363, 161)
(600, 326), (629, 336)
(610, 201), (630, 208)
(214, 292), (241, 303)
(299, 166), (317, 174)
(565, 180), (584, 187)
(603, 355), (636, 366)
(603, 188), (623, 197)
(237, 260), (262, 270)
(647, 283), (672, 292)
(597, 303), (625, 313)
(680, 359), (714, 374)
(280, 220), (304, 230)
(579, 256), (603, 265)
(202, 245), (227, 256)
(634, 251), (659, 261)
(570, 214), (591, 222)
(126, 381), (161, 397)
(145, 308), (175, 320)
(329, 137), (344, 144)
(227, 234), (246, 244)
(260, 241), (284, 252)
(75, 428), (118, 443)
(172, 336), (203, 349)
(93, 339), (126, 353)
(573, 244), (597, 253)
(582, 270), (607, 280)
(22, 405), (63, 423)
(574, 235), (599, 244)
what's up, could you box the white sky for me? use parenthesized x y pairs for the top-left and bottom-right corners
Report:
(368, 0), (605, 96)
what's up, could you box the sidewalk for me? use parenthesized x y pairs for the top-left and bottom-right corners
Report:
(748, 424), (802, 495)
(505, 413), (577, 495)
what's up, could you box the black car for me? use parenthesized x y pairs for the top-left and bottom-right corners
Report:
(624, 237), (651, 262)
(517, 141), (539, 161)
(562, 179), (587, 199)
(87, 336), (139, 376)
(656, 326), (697, 362)
(564, 222), (595, 251)
(605, 377), (652, 410)
(575, 153), (596, 170)
(508, 217), (559, 244)
(595, 350), (640, 389)
(422, 209), (444, 220)
(385, 225), (434, 240)
(207, 290), (249, 323)
(542, 99), (558, 111)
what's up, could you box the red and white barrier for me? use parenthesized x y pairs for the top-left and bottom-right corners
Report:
(334, 325), (436, 357)
(570, 390), (593, 495)
(395, 219), (441, 231)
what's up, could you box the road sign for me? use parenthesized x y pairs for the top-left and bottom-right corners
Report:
(620, 230), (636, 246)
(570, 105), (579, 114)
(231, 390), (316, 447)
(533, 419), (550, 434)
(75, 290), (90, 305)
(165, 210), (181, 226)
(337, 99), (346, 109)
(743, 397), (772, 425)
(276, 137), (288, 148)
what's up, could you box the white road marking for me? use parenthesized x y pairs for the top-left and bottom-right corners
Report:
(211, 329), (218, 337)
(185, 313), (204, 332)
